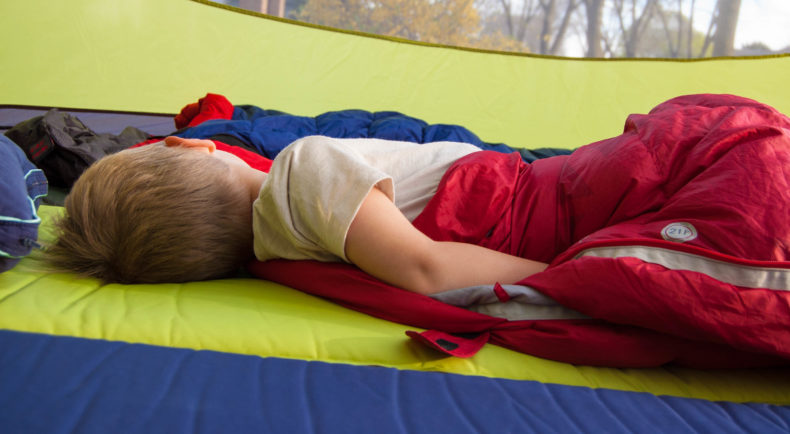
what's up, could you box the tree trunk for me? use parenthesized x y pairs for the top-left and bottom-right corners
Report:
(239, 0), (266, 13)
(498, 0), (516, 39)
(539, 0), (557, 54)
(583, 0), (604, 57)
(712, 0), (741, 56)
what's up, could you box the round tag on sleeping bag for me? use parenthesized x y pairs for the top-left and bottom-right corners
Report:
(661, 222), (697, 242)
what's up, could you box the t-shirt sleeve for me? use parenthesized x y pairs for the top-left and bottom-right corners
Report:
(252, 136), (394, 263)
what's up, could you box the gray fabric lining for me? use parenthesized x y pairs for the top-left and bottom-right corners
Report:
(431, 284), (588, 321)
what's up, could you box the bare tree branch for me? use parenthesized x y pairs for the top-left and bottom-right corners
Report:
(549, 0), (580, 54)
(655, 4), (678, 57)
(497, 0), (514, 37)
(699, 3), (718, 57)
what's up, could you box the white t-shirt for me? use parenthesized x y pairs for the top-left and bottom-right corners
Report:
(252, 135), (479, 263)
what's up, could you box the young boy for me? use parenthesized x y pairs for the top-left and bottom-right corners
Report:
(46, 135), (547, 294)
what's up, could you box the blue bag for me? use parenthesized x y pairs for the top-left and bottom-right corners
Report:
(0, 135), (48, 272)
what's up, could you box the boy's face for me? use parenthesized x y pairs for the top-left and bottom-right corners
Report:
(163, 136), (267, 202)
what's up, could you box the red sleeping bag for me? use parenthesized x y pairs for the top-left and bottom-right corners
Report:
(250, 94), (790, 368)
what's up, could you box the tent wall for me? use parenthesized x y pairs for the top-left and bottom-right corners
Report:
(2, 0), (788, 149)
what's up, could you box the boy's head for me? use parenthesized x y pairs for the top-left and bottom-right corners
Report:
(46, 141), (256, 284)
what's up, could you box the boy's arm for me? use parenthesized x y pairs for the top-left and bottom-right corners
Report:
(345, 187), (547, 295)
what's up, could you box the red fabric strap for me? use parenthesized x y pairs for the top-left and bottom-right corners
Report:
(405, 330), (490, 358)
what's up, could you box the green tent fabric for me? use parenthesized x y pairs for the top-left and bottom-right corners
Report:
(1, 0), (788, 150)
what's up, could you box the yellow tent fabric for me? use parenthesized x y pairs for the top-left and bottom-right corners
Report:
(1, 0), (788, 149)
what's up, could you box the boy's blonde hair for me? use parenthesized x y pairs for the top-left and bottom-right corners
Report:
(46, 144), (253, 284)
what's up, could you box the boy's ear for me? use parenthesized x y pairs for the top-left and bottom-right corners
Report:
(163, 136), (216, 153)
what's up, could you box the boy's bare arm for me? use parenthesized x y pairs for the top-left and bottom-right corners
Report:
(345, 187), (548, 295)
